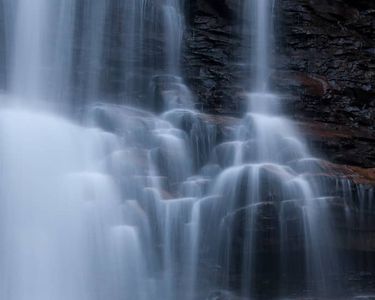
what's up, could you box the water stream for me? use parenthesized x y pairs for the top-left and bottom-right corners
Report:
(0, 0), (373, 299)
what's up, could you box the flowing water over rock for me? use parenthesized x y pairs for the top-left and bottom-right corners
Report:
(0, 0), (373, 299)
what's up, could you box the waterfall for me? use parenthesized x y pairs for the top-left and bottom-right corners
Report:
(0, 0), (198, 299)
(0, 110), (152, 300)
(208, 0), (340, 297)
(0, 0), (372, 299)
(0, 0), (156, 299)
(243, 0), (274, 91)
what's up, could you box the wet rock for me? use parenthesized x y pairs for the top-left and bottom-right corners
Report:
(163, 109), (218, 168)
(184, 0), (243, 114)
(297, 120), (375, 168)
(276, 0), (375, 130)
(353, 296), (375, 300)
(318, 160), (375, 186)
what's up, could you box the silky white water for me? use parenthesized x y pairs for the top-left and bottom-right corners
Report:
(0, 0), (372, 299)
(0, 0), (193, 299)
(0, 108), (151, 300)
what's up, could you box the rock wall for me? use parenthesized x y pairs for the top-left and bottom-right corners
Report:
(184, 0), (243, 114)
(184, 0), (375, 168)
(277, 0), (375, 126)
(277, 0), (375, 167)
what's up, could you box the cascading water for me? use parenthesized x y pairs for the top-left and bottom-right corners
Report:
(198, 0), (342, 297)
(237, 0), (340, 296)
(0, 0), (373, 299)
(0, 110), (152, 300)
(0, 1), (154, 299)
(0, 0), (199, 299)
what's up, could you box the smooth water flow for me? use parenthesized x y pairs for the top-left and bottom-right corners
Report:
(0, 0), (196, 298)
(245, 0), (273, 91)
(7, 0), (75, 104)
(0, 110), (150, 300)
(0, 0), (372, 299)
(10, 0), (48, 98)
(233, 0), (339, 296)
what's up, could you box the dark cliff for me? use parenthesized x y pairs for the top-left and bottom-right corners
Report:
(184, 0), (375, 168)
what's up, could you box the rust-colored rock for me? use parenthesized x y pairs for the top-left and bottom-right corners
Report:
(320, 160), (375, 185)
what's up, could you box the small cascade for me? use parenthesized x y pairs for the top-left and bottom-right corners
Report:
(155, 0), (193, 111)
(88, 103), (218, 300)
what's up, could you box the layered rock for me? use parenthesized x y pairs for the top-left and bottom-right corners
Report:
(184, 0), (242, 113)
(299, 121), (375, 168)
(183, 0), (375, 169)
(277, 0), (375, 129)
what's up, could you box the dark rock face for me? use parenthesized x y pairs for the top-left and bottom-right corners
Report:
(184, 0), (243, 114)
(183, 0), (375, 168)
(299, 120), (375, 167)
(276, 0), (375, 128)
